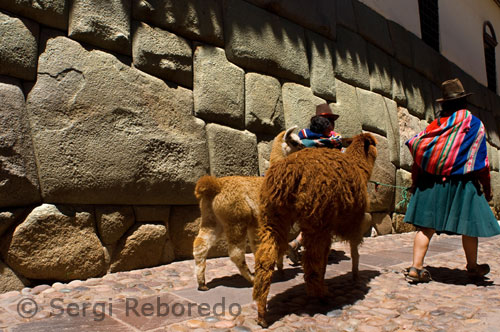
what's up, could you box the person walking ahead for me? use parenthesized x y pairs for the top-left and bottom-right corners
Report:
(404, 78), (500, 283)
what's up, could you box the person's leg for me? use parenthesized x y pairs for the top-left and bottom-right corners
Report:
(411, 227), (435, 269)
(462, 235), (490, 276)
(288, 232), (303, 265)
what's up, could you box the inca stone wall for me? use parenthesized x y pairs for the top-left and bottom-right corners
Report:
(1, 0), (500, 292)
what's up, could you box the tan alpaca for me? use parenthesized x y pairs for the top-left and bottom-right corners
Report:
(193, 127), (304, 291)
(253, 133), (378, 327)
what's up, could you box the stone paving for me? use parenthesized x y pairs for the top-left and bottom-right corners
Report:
(0, 232), (499, 332)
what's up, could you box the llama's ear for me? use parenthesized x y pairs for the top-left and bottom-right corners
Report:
(364, 134), (377, 152)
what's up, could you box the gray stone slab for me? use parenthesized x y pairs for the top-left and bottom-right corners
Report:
(356, 88), (387, 137)
(0, 12), (39, 81)
(394, 169), (412, 214)
(0, 0), (69, 30)
(132, 0), (224, 47)
(335, 26), (370, 90)
(367, 43), (392, 98)
(69, 0), (131, 55)
(174, 281), (253, 307)
(367, 134), (396, 213)
(353, 1), (393, 55)
(245, 72), (285, 135)
(132, 22), (193, 88)
(194, 45), (245, 129)
(404, 67), (426, 119)
(336, 0), (357, 32)
(384, 97), (400, 167)
(306, 30), (336, 101)
(479, 110), (500, 148)
(487, 143), (499, 171)
(27, 36), (209, 205)
(206, 123), (259, 177)
(387, 20), (413, 68)
(390, 58), (407, 107)
(224, 0), (309, 85)
(0, 76), (41, 208)
(245, 0), (336, 40)
(330, 79), (362, 138)
(397, 107), (426, 171)
(411, 34), (442, 85)
(282, 83), (325, 130)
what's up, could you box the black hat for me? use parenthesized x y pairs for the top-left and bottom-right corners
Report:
(435, 78), (473, 103)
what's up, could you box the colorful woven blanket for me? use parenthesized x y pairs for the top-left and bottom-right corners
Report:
(406, 109), (489, 176)
(298, 129), (342, 149)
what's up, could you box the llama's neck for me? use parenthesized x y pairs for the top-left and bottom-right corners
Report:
(345, 145), (376, 181)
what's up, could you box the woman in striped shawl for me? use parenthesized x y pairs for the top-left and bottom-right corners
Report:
(404, 79), (500, 283)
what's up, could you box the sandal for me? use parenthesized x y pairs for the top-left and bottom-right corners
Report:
(405, 267), (432, 283)
(466, 264), (490, 278)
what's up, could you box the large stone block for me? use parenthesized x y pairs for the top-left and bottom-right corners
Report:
(387, 20), (413, 68)
(367, 133), (396, 212)
(244, 0), (336, 40)
(132, 22), (193, 88)
(411, 35), (442, 85)
(0, 12), (39, 81)
(356, 88), (387, 137)
(282, 83), (325, 130)
(133, 205), (174, 264)
(336, 0), (357, 32)
(194, 45), (245, 129)
(330, 79), (362, 138)
(132, 0), (224, 47)
(390, 59), (407, 106)
(353, 1), (392, 55)
(307, 30), (336, 101)
(69, 0), (131, 55)
(26, 36), (209, 205)
(169, 205), (227, 260)
(206, 123), (259, 177)
(0, 77), (41, 208)
(487, 143), (499, 172)
(384, 97), (400, 167)
(398, 107), (426, 171)
(0, 0), (69, 30)
(1, 204), (106, 281)
(367, 43), (392, 98)
(96, 206), (135, 245)
(491, 171), (500, 214)
(109, 223), (167, 272)
(372, 212), (393, 235)
(403, 67), (426, 119)
(479, 110), (500, 148)
(224, 0), (309, 85)
(392, 213), (416, 234)
(395, 169), (412, 214)
(245, 73), (284, 135)
(0, 209), (26, 240)
(0, 259), (29, 293)
(257, 140), (272, 176)
(335, 26), (370, 90)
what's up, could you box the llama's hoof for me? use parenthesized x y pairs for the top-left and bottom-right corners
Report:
(257, 315), (268, 328)
(198, 284), (209, 291)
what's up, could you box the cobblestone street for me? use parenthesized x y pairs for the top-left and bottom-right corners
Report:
(1, 232), (499, 332)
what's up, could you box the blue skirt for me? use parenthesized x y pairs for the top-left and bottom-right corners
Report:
(404, 174), (500, 237)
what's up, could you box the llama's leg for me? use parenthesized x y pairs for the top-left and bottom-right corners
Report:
(253, 228), (282, 328)
(193, 225), (218, 291)
(302, 231), (332, 298)
(227, 236), (254, 285)
(349, 237), (362, 281)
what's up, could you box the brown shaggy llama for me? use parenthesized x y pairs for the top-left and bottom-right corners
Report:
(253, 133), (377, 327)
(193, 127), (304, 291)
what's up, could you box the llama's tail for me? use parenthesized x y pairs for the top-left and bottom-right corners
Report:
(253, 225), (283, 327)
(194, 175), (221, 200)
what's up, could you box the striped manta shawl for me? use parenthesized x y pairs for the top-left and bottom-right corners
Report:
(405, 109), (489, 176)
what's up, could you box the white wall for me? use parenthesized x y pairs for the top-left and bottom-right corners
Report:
(440, 0), (500, 91)
(361, 0), (500, 94)
(359, 0), (421, 37)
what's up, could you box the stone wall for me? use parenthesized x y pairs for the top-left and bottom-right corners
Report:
(1, 0), (500, 291)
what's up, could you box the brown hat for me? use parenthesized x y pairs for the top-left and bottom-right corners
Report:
(315, 103), (339, 121)
(435, 78), (473, 103)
